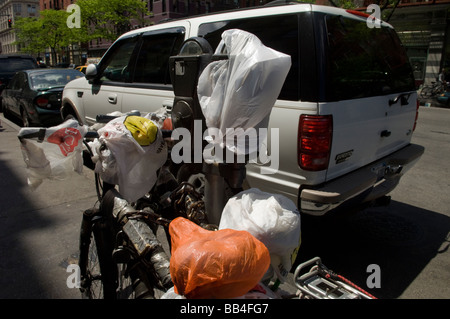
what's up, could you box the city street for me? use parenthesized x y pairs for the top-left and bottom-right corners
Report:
(0, 106), (449, 299)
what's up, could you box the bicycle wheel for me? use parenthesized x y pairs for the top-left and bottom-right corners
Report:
(79, 208), (118, 299)
(112, 219), (173, 299)
(420, 86), (433, 99)
(433, 84), (444, 96)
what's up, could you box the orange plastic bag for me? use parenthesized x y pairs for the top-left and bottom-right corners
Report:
(169, 217), (270, 299)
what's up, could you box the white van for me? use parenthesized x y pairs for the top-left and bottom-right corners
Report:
(62, 3), (424, 216)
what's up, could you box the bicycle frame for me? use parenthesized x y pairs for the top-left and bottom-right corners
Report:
(79, 131), (216, 299)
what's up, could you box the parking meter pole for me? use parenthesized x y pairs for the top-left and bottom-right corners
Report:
(203, 163), (227, 226)
(203, 161), (247, 225)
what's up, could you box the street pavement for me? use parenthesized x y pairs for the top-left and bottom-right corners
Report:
(0, 106), (449, 299)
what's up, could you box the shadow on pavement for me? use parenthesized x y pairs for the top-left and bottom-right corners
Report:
(296, 200), (450, 299)
(0, 115), (92, 299)
(0, 120), (55, 298)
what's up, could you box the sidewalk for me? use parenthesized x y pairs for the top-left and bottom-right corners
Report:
(0, 114), (98, 298)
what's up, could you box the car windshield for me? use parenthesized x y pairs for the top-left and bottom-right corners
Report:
(29, 70), (83, 90)
(0, 58), (36, 72)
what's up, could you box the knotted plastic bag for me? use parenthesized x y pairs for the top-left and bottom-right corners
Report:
(169, 217), (270, 299)
(219, 188), (301, 282)
(88, 115), (167, 202)
(18, 119), (87, 188)
(123, 115), (158, 146)
(197, 29), (291, 157)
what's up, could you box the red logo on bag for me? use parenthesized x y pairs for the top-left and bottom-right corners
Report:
(47, 128), (82, 156)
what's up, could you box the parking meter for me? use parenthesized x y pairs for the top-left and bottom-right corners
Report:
(169, 37), (213, 136)
(169, 36), (244, 225)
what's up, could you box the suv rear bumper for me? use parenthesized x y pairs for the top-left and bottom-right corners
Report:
(299, 143), (424, 216)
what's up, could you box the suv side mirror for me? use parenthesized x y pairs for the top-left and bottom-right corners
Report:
(85, 64), (98, 81)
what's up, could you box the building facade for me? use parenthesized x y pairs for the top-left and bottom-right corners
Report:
(39, 0), (82, 65)
(144, 0), (240, 24)
(0, 0), (39, 54)
(39, 0), (73, 10)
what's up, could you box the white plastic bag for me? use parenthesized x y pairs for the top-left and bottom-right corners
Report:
(88, 115), (168, 202)
(219, 188), (301, 282)
(18, 119), (88, 188)
(197, 29), (291, 157)
(160, 286), (186, 299)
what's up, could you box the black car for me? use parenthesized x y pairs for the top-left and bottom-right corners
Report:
(0, 54), (38, 94)
(1, 69), (84, 127)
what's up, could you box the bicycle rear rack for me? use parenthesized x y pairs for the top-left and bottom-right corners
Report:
(293, 257), (376, 299)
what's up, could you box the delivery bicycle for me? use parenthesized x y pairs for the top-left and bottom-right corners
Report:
(78, 31), (376, 300)
(18, 30), (376, 300)
(420, 81), (446, 99)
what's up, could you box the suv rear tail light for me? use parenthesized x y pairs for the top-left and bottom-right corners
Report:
(413, 99), (419, 131)
(298, 115), (333, 171)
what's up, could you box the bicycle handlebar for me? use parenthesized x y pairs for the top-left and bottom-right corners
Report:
(95, 111), (141, 123)
(102, 189), (173, 289)
(84, 129), (172, 140)
(92, 113), (173, 139)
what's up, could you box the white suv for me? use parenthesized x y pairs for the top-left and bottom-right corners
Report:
(62, 3), (424, 216)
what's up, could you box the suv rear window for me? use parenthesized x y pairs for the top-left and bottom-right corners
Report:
(325, 15), (416, 101)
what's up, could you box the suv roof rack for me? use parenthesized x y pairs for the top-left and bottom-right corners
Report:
(263, 0), (300, 7)
(155, 1), (302, 25)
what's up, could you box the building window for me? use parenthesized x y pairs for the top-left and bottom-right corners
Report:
(13, 4), (22, 14)
(28, 5), (36, 15)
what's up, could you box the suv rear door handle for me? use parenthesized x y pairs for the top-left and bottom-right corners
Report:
(108, 94), (117, 104)
(381, 130), (391, 137)
(389, 93), (411, 106)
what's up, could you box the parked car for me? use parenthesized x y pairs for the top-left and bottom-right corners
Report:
(436, 91), (450, 107)
(62, 3), (424, 216)
(53, 62), (71, 68)
(2, 68), (83, 127)
(0, 54), (38, 95)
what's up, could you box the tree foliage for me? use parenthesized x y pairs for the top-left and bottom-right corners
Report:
(76, 0), (149, 41)
(14, 9), (78, 62)
(13, 0), (149, 60)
